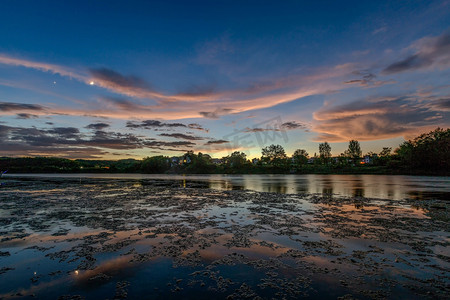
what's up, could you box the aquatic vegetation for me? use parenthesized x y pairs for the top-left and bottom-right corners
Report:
(0, 178), (448, 299)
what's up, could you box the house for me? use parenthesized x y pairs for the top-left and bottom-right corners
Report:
(307, 157), (316, 164)
(169, 156), (181, 167)
(362, 155), (374, 164)
(182, 155), (192, 164)
(252, 158), (260, 165)
(211, 158), (222, 165)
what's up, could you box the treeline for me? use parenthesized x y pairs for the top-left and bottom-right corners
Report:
(0, 157), (141, 174)
(1, 128), (449, 175)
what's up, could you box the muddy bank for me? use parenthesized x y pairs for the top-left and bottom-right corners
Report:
(0, 177), (448, 299)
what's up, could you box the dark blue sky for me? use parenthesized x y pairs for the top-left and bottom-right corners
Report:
(0, 1), (449, 158)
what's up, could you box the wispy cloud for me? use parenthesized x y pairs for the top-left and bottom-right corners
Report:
(344, 70), (396, 87)
(127, 120), (191, 129)
(5, 33), (447, 130)
(125, 119), (210, 133)
(89, 68), (164, 100)
(313, 95), (450, 141)
(244, 127), (272, 133)
(16, 113), (39, 119)
(187, 123), (209, 132)
(424, 97), (450, 111)
(46, 127), (80, 139)
(159, 133), (204, 140)
(0, 54), (85, 81)
(205, 139), (229, 145)
(244, 121), (308, 133)
(281, 121), (308, 130)
(0, 123), (198, 158)
(0, 101), (45, 112)
(382, 32), (450, 74)
(145, 140), (195, 148)
(99, 96), (146, 111)
(0, 53), (354, 120)
(85, 123), (110, 130)
(0, 54), (169, 103)
(199, 108), (234, 119)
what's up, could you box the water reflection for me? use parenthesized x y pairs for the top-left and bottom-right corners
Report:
(0, 176), (448, 299)
(352, 179), (364, 198)
(205, 174), (450, 201)
(4, 173), (450, 200)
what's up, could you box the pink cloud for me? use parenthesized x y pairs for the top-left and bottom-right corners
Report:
(0, 53), (366, 121)
(312, 95), (450, 142)
(0, 54), (86, 81)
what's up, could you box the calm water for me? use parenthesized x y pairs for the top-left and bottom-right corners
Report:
(0, 176), (448, 299)
(4, 173), (450, 200)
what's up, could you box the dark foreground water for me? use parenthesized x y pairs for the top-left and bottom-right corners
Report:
(0, 176), (449, 299)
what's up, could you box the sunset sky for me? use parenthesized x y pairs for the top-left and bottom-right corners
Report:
(0, 0), (449, 159)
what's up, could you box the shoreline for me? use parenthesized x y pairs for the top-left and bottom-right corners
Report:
(2, 169), (450, 176)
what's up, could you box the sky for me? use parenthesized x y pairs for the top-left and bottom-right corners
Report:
(0, 0), (449, 159)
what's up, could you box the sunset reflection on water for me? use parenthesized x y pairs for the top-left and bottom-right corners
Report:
(4, 173), (450, 200)
(0, 177), (448, 299)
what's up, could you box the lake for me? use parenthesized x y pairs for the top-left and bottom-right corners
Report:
(0, 175), (448, 299)
(4, 173), (450, 200)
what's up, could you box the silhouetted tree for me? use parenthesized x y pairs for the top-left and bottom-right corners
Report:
(336, 153), (348, 166)
(226, 152), (248, 167)
(141, 156), (170, 173)
(186, 152), (216, 173)
(395, 128), (450, 173)
(379, 147), (392, 157)
(1, 128), (448, 175)
(347, 140), (362, 161)
(377, 147), (392, 166)
(319, 142), (331, 164)
(292, 149), (309, 166)
(262, 144), (287, 168)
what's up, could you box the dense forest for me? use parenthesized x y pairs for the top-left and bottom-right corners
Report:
(1, 128), (449, 176)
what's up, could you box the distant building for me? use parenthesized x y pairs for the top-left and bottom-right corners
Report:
(363, 155), (373, 164)
(168, 155), (192, 167)
(183, 155), (192, 164)
(211, 158), (222, 165)
(169, 156), (181, 167)
(252, 158), (260, 165)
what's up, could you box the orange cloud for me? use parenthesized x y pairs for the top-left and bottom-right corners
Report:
(0, 54), (86, 81)
(0, 53), (355, 120)
(312, 95), (450, 142)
